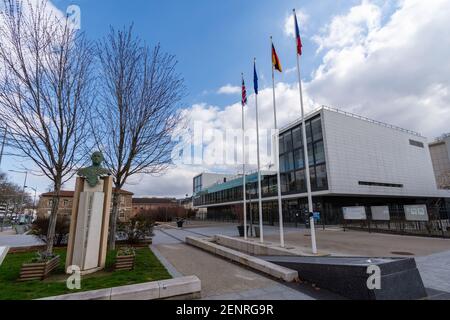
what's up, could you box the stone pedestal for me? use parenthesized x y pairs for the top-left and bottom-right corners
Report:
(66, 176), (112, 275)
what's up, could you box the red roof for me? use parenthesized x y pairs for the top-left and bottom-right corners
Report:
(41, 188), (133, 197)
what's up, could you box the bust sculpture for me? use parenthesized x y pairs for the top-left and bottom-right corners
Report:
(77, 151), (111, 187)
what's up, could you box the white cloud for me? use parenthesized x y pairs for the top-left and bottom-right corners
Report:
(307, 0), (450, 138)
(284, 9), (309, 38)
(217, 84), (241, 95)
(312, 0), (382, 52)
(143, 0), (450, 198)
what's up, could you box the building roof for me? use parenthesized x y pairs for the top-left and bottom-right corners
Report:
(197, 171), (276, 195)
(41, 188), (133, 197)
(280, 106), (423, 138)
(132, 197), (177, 204)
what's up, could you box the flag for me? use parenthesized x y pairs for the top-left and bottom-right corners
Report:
(241, 76), (247, 107)
(253, 61), (258, 95)
(294, 11), (303, 56)
(272, 44), (282, 72)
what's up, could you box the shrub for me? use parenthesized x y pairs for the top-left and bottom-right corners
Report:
(31, 216), (70, 246)
(117, 212), (155, 245)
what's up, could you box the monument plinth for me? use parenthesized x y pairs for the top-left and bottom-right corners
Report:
(66, 152), (112, 275)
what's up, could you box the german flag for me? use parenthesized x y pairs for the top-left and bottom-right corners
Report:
(272, 44), (282, 72)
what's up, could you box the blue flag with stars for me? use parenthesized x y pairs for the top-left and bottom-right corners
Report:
(253, 61), (258, 95)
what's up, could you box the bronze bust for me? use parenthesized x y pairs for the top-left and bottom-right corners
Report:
(77, 152), (111, 187)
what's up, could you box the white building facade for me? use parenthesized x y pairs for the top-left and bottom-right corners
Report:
(193, 107), (450, 228)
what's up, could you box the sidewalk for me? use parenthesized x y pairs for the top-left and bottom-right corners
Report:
(151, 227), (342, 300)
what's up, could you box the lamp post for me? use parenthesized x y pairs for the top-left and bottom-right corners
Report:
(25, 186), (37, 221)
(8, 170), (28, 216)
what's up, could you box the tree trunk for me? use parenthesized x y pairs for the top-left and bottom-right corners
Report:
(45, 180), (62, 256)
(108, 191), (120, 250)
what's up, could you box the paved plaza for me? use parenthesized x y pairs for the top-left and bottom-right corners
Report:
(154, 221), (450, 299)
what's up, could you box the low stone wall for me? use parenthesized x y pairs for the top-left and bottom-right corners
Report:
(39, 276), (201, 300)
(213, 235), (328, 257)
(213, 235), (298, 256)
(186, 236), (298, 282)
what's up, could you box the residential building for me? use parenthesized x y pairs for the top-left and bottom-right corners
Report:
(132, 197), (179, 216)
(193, 106), (450, 225)
(37, 189), (134, 222)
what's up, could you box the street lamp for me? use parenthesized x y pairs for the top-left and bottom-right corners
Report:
(8, 170), (28, 215)
(25, 186), (37, 216)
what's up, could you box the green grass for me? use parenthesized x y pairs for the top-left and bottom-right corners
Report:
(0, 247), (172, 300)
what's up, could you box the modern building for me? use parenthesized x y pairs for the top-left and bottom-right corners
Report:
(37, 189), (134, 222)
(193, 106), (450, 226)
(429, 134), (450, 189)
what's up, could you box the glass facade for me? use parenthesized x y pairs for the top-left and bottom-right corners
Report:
(279, 115), (328, 194)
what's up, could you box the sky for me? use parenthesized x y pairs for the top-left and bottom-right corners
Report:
(1, 0), (450, 199)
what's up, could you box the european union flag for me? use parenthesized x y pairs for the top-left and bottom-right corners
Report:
(253, 60), (258, 95)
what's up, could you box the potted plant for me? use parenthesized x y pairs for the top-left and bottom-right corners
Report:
(19, 251), (60, 281)
(114, 247), (135, 271)
(176, 217), (185, 228)
(233, 205), (249, 237)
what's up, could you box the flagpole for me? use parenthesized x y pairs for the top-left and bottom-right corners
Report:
(241, 73), (248, 240)
(270, 37), (285, 248)
(254, 59), (264, 243)
(294, 9), (317, 254)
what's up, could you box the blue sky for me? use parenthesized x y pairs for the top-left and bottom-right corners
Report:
(53, 0), (364, 106)
(2, 0), (450, 198)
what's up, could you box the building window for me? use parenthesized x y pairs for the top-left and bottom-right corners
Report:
(292, 127), (302, 149)
(63, 200), (69, 207)
(278, 115), (328, 195)
(316, 164), (328, 190)
(409, 139), (424, 148)
(294, 148), (304, 169)
(279, 135), (285, 154)
(119, 210), (125, 219)
(283, 131), (293, 153)
(295, 169), (306, 192)
(193, 175), (203, 193)
(48, 199), (53, 207)
(311, 117), (323, 141)
(314, 141), (325, 164)
(285, 152), (294, 172)
(358, 181), (404, 188)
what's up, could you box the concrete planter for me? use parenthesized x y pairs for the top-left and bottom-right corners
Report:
(115, 253), (135, 271)
(254, 226), (260, 238)
(19, 255), (60, 281)
(237, 225), (249, 237)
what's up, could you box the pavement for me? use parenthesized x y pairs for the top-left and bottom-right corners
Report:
(154, 221), (450, 300)
(416, 250), (450, 294)
(152, 226), (342, 300)
(0, 234), (44, 248)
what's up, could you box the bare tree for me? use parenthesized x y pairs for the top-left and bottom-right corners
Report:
(94, 26), (185, 249)
(0, 0), (94, 256)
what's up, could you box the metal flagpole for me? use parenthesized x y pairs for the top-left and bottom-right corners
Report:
(241, 73), (248, 240)
(270, 37), (285, 248)
(294, 9), (317, 254)
(254, 59), (264, 243)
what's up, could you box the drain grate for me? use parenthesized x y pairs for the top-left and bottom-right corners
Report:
(390, 251), (415, 256)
